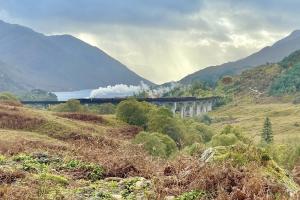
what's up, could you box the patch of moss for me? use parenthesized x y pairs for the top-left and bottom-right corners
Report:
(0, 154), (6, 164)
(175, 190), (206, 200)
(94, 191), (114, 199)
(13, 154), (47, 172)
(38, 173), (69, 186)
(63, 159), (105, 181)
(121, 178), (139, 198)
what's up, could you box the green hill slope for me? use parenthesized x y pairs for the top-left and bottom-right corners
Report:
(218, 50), (300, 98)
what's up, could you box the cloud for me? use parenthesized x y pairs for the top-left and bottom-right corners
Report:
(0, 0), (204, 29)
(0, 0), (299, 83)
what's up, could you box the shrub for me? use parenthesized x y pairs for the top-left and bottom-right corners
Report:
(133, 132), (178, 158)
(88, 103), (116, 115)
(50, 99), (87, 113)
(147, 108), (185, 146)
(266, 142), (300, 170)
(116, 99), (152, 128)
(182, 143), (205, 157)
(185, 121), (214, 143)
(211, 133), (238, 147)
(181, 130), (203, 147)
(199, 114), (212, 125)
(211, 125), (248, 147)
(221, 125), (249, 143)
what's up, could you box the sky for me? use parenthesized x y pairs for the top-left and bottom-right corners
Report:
(0, 0), (299, 84)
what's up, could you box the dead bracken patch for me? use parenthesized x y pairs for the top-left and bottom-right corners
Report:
(154, 156), (289, 199)
(106, 125), (142, 139)
(0, 101), (23, 107)
(0, 170), (25, 184)
(56, 112), (105, 123)
(0, 111), (45, 130)
(293, 165), (300, 185)
(0, 139), (68, 155)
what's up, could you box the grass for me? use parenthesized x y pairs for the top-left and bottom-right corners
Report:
(210, 102), (300, 143)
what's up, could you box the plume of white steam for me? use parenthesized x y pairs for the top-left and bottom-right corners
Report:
(90, 82), (148, 98)
(90, 81), (177, 98)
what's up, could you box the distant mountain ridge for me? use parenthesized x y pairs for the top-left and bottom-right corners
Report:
(0, 20), (153, 92)
(180, 30), (300, 85)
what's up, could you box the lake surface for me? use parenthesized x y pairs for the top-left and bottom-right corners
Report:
(54, 89), (137, 101)
(54, 89), (92, 101)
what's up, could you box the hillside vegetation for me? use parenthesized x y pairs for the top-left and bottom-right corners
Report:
(3, 50), (300, 199)
(215, 50), (300, 100)
(0, 96), (299, 199)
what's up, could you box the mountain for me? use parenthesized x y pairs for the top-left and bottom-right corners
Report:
(180, 30), (300, 85)
(217, 49), (300, 98)
(0, 20), (153, 92)
(0, 60), (32, 92)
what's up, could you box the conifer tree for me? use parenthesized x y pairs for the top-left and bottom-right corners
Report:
(261, 117), (273, 144)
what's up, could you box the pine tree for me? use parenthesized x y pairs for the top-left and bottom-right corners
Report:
(261, 117), (273, 144)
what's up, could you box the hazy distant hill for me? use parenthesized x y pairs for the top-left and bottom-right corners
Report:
(180, 30), (300, 85)
(0, 20), (152, 92)
(0, 60), (32, 92)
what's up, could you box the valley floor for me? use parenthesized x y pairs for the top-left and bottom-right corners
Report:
(210, 102), (300, 143)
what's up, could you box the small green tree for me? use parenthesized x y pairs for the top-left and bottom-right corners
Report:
(261, 117), (273, 144)
(116, 99), (153, 128)
(133, 132), (178, 158)
(50, 99), (87, 113)
(147, 108), (184, 147)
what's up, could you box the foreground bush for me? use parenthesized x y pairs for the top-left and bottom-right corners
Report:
(88, 103), (116, 115)
(147, 107), (186, 146)
(117, 99), (212, 148)
(266, 141), (300, 170)
(184, 120), (214, 143)
(133, 132), (178, 158)
(116, 99), (153, 128)
(211, 125), (249, 147)
(50, 99), (87, 113)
